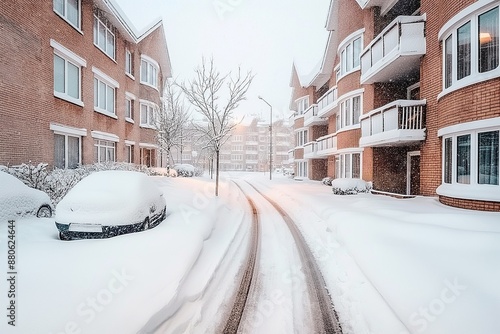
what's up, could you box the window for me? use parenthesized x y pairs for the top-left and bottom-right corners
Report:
(231, 154), (243, 161)
(440, 126), (500, 189)
(444, 137), (453, 184)
(296, 130), (308, 147)
(54, 54), (80, 101)
(125, 98), (133, 120)
(140, 102), (155, 127)
(94, 77), (115, 115)
(54, 134), (81, 169)
(51, 40), (86, 106)
(125, 50), (133, 76)
(93, 15), (115, 59)
(233, 135), (243, 142)
(125, 144), (134, 163)
(140, 56), (159, 88)
(232, 145), (243, 151)
(338, 95), (362, 130)
(479, 7), (499, 73)
(94, 139), (115, 163)
(295, 96), (309, 115)
(336, 153), (361, 179)
(478, 131), (499, 185)
(54, 0), (80, 29)
(297, 161), (308, 178)
(340, 36), (362, 77)
(457, 22), (471, 80)
(457, 134), (471, 184)
(440, 5), (500, 94)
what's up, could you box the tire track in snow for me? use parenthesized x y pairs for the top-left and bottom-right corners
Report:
(245, 181), (343, 334)
(223, 181), (260, 333)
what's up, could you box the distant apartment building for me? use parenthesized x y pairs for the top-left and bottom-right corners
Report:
(172, 117), (293, 172)
(0, 0), (172, 169)
(289, 0), (500, 211)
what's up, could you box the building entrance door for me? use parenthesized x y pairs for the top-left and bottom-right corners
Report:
(407, 151), (421, 195)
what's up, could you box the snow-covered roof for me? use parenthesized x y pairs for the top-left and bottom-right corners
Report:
(95, 0), (172, 79)
(291, 0), (340, 90)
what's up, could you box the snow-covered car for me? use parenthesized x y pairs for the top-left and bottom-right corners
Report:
(55, 171), (166, 240)
(0, 171), (53, 219)
(173, 163), (197, 177)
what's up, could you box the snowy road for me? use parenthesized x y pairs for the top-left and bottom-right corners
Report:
(1, 172), (499, 334)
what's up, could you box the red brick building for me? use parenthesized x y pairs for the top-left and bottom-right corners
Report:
(290, 0), (500, 211)
(0, 0), (172, 169)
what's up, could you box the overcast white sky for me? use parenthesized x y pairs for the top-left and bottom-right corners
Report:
(114, 0), (330, 121)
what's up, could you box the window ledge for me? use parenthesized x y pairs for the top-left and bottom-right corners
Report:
(336, 124), (361, 134)
(140, 124), (155, 130)
(438, 69), (500, 100)
(437, 183), (500, 202)
(126, 72), (135, 81)
(125, 117), (135, 124)
(54, 92), (84, 107)
(140, 81), (159, 91)
(94, 108), (118, 119)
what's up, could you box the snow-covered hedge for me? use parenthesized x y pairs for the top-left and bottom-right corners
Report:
(1, 162), (169, 205)
(331, 178), (372, 195)
(322, 177), (334, 186)
(173, 164), (203, 177)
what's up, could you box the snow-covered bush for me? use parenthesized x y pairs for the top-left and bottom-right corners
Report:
(331, 178), (372, 195)
(173, 164), (203, 177)
(8, 162), (49, 190)
(322, 177), (334, 186)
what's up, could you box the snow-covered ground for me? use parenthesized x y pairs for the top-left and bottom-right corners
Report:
(0, 172), (499, 334)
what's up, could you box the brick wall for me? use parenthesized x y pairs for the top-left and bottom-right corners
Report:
(0, 0), (168, 168)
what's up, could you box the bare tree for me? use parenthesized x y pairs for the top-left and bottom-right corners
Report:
(154, 80), (190, 174)
(179, 58), (254, 196)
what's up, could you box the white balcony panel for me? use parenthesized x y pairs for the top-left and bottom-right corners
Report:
(304, 104), (328, 127)
(356, 0), (400, 15)
(360, 16), (426, 84)
(360, 99), (426, 147)
(316, 134), (337, 157)
(317, 87), (338, 118)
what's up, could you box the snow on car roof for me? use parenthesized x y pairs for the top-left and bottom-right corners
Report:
(56, 171), (164, 226)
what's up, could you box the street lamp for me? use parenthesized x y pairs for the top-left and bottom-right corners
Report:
(258, 96), (273, 180)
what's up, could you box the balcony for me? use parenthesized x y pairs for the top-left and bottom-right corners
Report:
(360, 15), (426, 84)
(304, 141), (319, 159)
(317, 133), (337, 157)
(317, 87), (338, 118)
(303, 104), (327, 127)
(359, 99), (426, 147)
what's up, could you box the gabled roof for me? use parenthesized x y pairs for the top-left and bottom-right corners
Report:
(292, 0), (340, 90)
(95, 0), (172, 80)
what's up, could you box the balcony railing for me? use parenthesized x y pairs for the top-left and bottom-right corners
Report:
(287, 149), (295, 164)
(303, 141), (318, 159)
(316, 133), (337, 156)
(360, 99), (426, 147)
(317, 86), (338, 118)
(303, 104), (327, 127)
(360, 15), (426, 84)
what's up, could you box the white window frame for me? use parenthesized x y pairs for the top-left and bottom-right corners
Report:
(296, 129), (308, 147)
(93, 67), (119, 118)
(139, 100), (156, 128)
(125, 49), (134, 79)
(91, 130), (119, 163)
(295, 96), (310, 115)
(335, 152), (362, 179)
(51, 39), (86, 107)
(338, 29), (364, 80)
(50, 123), (86, 169)
(124, 140), (135, 163)
(438, 2), (500, 99)
(93, 15), (115, 60)
(53, 0), (82, 31)
(125, 92), (136, 123)
(140, 55), (159, 89)
(335, 89), (364, 133)
(438, 120), (500, 201)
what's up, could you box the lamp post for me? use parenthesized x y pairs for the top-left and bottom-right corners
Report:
(258, 96), (272, 180)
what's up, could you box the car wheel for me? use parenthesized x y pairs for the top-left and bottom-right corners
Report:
(143, 217), (150, 231)
(59, 232), (70, 241)
(37, 205), (52, 218)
